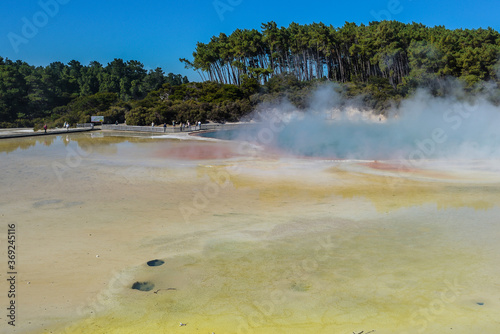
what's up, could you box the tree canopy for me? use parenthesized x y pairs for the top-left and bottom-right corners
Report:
(0, 57), (188, 127)
(182, 21), (500, 88)
(2, 21), (500, 129)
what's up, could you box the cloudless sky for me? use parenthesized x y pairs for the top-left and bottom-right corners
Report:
(1, 0), (499, 81)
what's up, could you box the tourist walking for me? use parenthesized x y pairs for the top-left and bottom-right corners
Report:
(43, 124), (47, 133)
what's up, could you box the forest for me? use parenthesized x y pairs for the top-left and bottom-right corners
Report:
(182, 20), (500, 88)
(1, 20), (500, 128)
(0, 58), (188, 128)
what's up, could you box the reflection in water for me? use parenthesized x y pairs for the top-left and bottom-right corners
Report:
(0, 136), (56, 153)
(0, 131), (182, 156)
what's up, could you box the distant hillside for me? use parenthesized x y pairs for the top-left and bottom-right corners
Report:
(2, 20), (500, 129)
(0, 57), (188, 128)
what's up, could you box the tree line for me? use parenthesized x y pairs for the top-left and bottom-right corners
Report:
(2, 20), (500, 129)
(181, 21), (500, 89)
(0, 57), (188, 127)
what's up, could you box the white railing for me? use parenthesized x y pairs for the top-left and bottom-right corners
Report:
(76, 123), (94, 128)
(101, 123), (244, 133)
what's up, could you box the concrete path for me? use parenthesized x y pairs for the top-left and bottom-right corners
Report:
(0, 127), (96, 139)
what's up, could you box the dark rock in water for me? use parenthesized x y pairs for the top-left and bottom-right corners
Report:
(477, 302), (484, 306)
(147, 259), (165, 267)
(131, 281), (155, 291)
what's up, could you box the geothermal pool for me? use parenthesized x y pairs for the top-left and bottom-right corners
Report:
(1, 131), (499, 334)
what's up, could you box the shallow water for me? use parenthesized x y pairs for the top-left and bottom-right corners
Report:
(1, 131), (499, 334)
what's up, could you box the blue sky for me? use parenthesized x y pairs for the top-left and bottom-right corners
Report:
(1, 0), (499, 81)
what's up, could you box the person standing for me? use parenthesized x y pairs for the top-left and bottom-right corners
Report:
(43, 124), (47, 133)
(163, 123), (167, 133)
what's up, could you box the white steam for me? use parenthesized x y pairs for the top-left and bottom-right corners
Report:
(238, 82), (500, 164)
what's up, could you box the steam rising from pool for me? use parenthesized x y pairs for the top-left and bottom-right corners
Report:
(208, 84), (500, 164)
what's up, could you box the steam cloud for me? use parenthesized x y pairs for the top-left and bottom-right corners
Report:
(235, 82), (500, 165)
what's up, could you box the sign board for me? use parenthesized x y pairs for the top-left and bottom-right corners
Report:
(91, 116), (104, 122)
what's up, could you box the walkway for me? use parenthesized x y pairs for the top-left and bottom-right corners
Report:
(0, 127), (96, 140)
